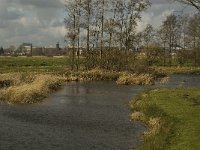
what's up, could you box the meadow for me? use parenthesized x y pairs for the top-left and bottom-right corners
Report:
(130, 88), (200, 150)
(0, 56), (70, 73)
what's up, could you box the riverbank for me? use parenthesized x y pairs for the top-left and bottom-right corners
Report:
(130, 88), (200, 150)
(0, 74), (66, 104)
(0, 70), (158, 104)
(65, 69), (159, 85)
(155, 66), (200, 75)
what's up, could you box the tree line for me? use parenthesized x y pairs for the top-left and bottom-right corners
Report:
(65, 0), (200, 71)
(65, 0), (150, 71)
(143, 12), (200, 67)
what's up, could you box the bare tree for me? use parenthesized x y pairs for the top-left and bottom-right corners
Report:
(65, 0), (81, 70)
(161, 14), (180, 66)
(65, 0), (151, 70)
(157, 27), (168, 66)
(0, 47), (4, 55)
(100, 0), (106, 60)
(143, 24), (154, 65)
(143, 24), (154, 49)
(175, 0), (200, 10)
(81, 0), (94, 69)
(187, 13), (200, 65)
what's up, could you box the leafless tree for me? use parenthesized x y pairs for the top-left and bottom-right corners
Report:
(143, 24), (154, 49)
(161, 14), (180, 65)
(65, 0), (151, 70)
(175, 0), (200, 10)
(65, 0), (81, 70)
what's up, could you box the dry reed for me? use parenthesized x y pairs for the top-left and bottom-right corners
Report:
(116, 73), (155, 85)
(160, 76), (170, 84)
(0, 74), (65, 104)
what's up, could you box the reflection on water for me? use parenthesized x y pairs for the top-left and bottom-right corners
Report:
(0, 74), (199, 150)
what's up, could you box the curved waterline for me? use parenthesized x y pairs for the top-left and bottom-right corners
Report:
(0, 75), (199, 150)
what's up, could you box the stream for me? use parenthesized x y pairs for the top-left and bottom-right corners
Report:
(0, 74), (200, 150)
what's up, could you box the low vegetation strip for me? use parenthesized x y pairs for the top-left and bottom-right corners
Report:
(64, 69), (157, 85)
(116, 73), (155, 85)
(64, 69), (120, 81)
(155, 66), (200, 75)
(130, 88), (200, 150)
(0, 74), (65, 104)
(0, 71), (158, 104)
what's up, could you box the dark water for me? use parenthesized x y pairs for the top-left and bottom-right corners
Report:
(0, 75), (199, 150)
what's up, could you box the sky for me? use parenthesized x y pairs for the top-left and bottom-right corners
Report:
(0, 0), (197, 48)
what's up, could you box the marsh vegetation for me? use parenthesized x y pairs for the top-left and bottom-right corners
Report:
(0, 73), (65, 104)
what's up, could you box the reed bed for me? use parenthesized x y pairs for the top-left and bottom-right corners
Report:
(0, 69), (157, 104)
(0, 74), (65, 104)
(116, 73), (155, 85)
(160, 76), (170, 84)
(65, 68), (120, 81)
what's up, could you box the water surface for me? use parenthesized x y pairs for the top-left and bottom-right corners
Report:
(0, 74), (199, 150)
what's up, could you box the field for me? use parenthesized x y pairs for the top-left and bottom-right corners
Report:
(130, 88), (200, 150)
(0, 56), (70, 73)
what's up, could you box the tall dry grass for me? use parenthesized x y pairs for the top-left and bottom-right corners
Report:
(116, 73), (155, 85)
(0, 73), (37, 87)
(0, 74), (65, 104)
(160, 76), (170, 84)
(65, 68), (120, 81)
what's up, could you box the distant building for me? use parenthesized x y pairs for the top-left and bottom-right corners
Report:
(43, 47), (60, 56)
(32, 47), (43, 56)
(56, 42), (60, 50)
(0, 47), (4, 55)
(3, 42), (66, 56)
(21, 43), (32, 55)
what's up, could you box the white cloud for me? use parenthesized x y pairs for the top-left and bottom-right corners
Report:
(0, 0), (196, 48)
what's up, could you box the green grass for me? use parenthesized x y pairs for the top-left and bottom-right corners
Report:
(130, 88), (200, 150)
(0, 56), (70, 73)
(154, 66), (200, 74)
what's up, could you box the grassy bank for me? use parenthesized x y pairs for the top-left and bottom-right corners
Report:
(130, 88), (200, 150)
(0, 74), (66, 104)
(0, 56), (70, 74)
(155, 66), (200, 74)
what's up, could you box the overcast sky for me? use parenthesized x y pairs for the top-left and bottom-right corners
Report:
(0, 0), (196, 48)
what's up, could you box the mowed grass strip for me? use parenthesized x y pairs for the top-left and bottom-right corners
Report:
(130, 88), (200, 150)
